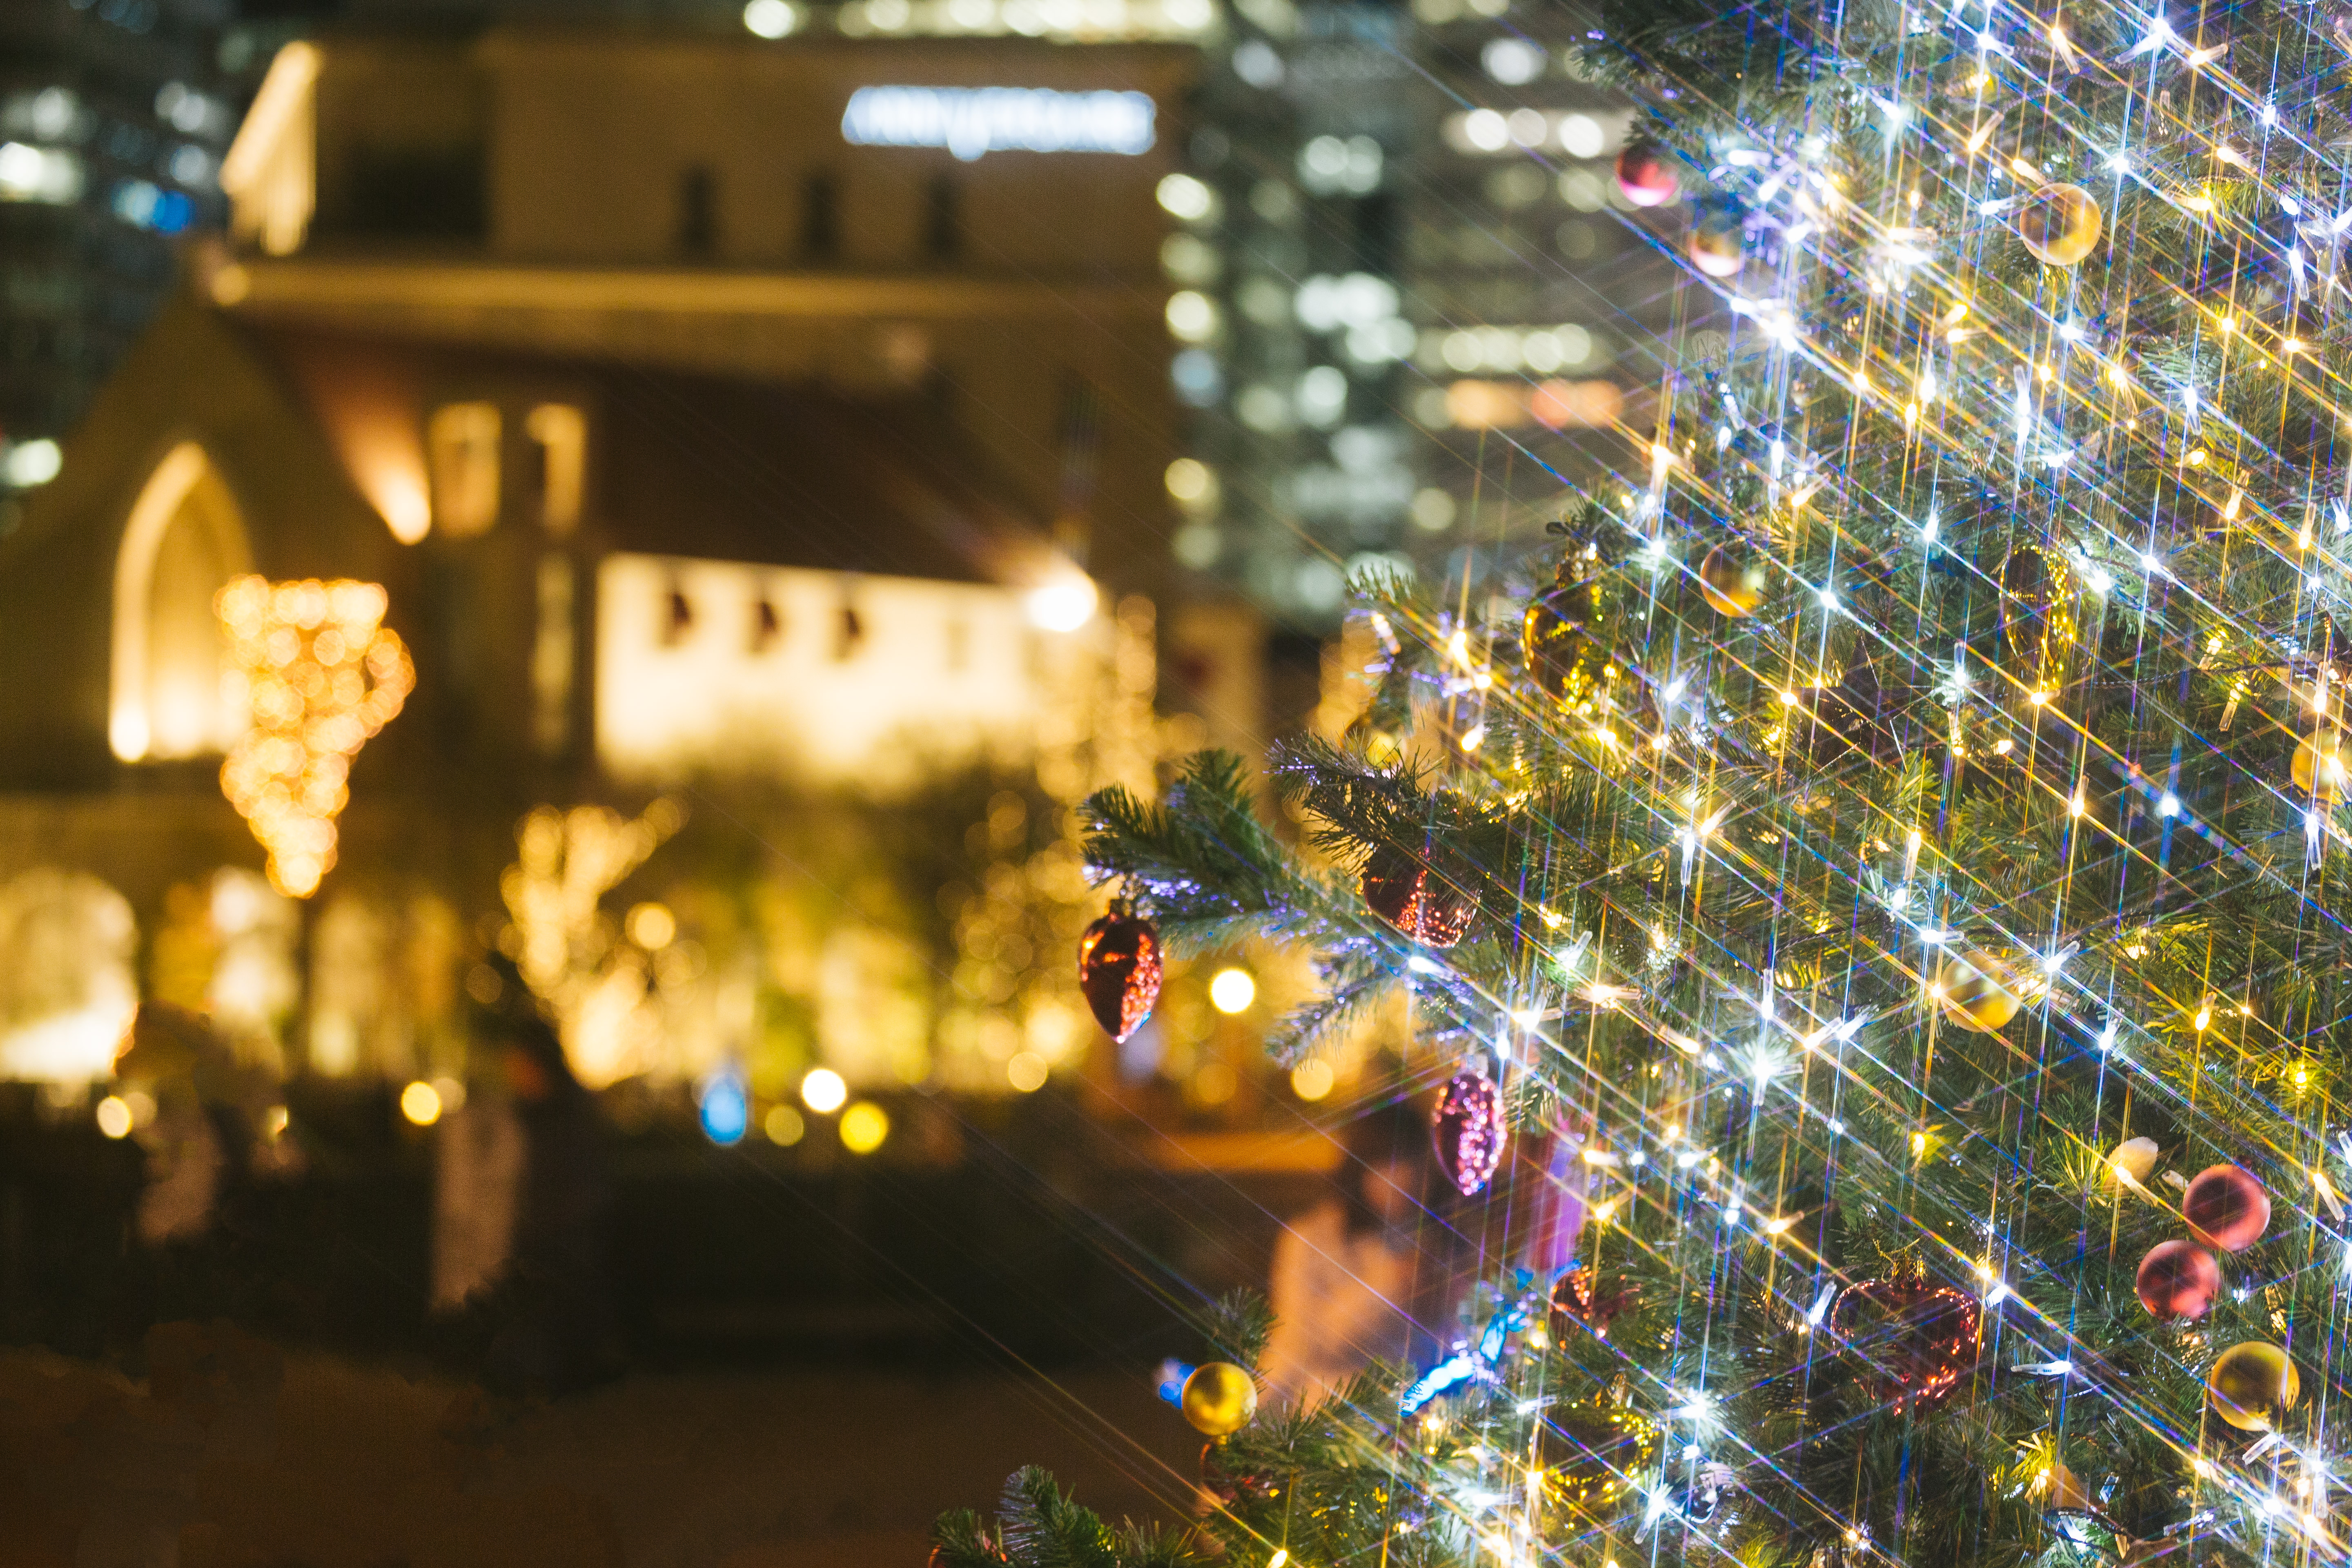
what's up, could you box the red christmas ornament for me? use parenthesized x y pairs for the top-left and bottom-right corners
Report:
(1077, 902), (1163, 1043)
(2135, 1239), (2221, 1320)
(1547, 1266), (1639, 1342)
(1361, 846), (1476, 947)
(1432, 1072), (1506, 1195)
(1614, 138), (1679, 208)
(1830, 1275), (1981, 1411)
(2183, 1164), (2270, 1252)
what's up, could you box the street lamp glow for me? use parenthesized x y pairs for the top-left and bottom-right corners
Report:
(801, 1066), (848, 1113)
(1209, 967), (1256, 1013)
(400, 1080), (443, 1126)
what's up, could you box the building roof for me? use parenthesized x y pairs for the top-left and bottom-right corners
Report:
(243, 319), (1050, 584)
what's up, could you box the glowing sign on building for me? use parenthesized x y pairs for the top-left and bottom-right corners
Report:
(841, 86), (1155, 161)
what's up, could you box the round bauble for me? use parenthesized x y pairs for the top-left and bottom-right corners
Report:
(2134, 1239), (2219, 1320)
(1078, 904), (1163, 1043)
(1688, 211), (1744, 279)
(2109, 1136), (2159, 1185)
(1613, 139), (1679, 208)
(2294, 733), (2348, 801)
(1937, 949), (2022, 1033)
(1697, 544), (1767, 617)
(2208, 1341), (2299, 1431)
(2183, 1163), (2269, 1251)
(2017, 183), (2103, 267)
(1432, 1071), (1507, 1196)
(1361, 845), (1476, 947)
(1548, 1266), (1639, 1342)
(1830, 1275), (1981, 1410)
(1538, 1395), (1659, 1510)
(1180, 1362), (1258, 1436)
(1523, 575), (1621, 714)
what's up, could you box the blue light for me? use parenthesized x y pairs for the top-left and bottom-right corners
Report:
(1154, 1359), (1195, 1405)
(699, 1066), (749, 1146)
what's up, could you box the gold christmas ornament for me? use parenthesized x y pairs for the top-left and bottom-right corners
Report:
(1180, 1362), (1258, 1436)
(2294, 732), (2348, 801)
(1697, 544), (1768, 618)
(1524, 567), (1622, 714)
(2016, 183), (2103, 267)
(1937, 949), (2022, 1033)
(1538, 1393), (1660, 1511)
(1998, 545), (2078, 695)
(2208, 1341), (2299, 1431)
(216, 577), (414, 898)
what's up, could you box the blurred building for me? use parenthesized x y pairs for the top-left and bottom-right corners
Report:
(1160, 0), (1672, 628)
(0, 0), (242, 521)
(0, 23), (1225, 1118)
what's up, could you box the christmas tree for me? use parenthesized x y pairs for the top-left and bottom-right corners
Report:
(937, 1), (2352, 1565)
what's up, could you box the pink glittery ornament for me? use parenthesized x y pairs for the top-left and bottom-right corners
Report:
(1433, 1072), (1507, 1196)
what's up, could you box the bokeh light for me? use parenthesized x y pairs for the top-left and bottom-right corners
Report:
(399, 1080), (442, 1126)
(1007, 1050), (1049, 1092)
(626, 901), (676, 949)
(800, 1066), (847, 1114)
(94, 1095), (132, 1139)
(839, 1101), (889, 1154)
(1208, 967), (1256, 1013)
(764, 1105), (805, 1145)
(1288, 1059), (1335, 1101)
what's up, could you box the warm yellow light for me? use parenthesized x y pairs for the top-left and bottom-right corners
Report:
(1290, 1059), (1336, 1101)
(1911, 1130), (1930, 1157)
(801, 1067), (848, 1114)
(400, 1080), (443, 1126)
(2029, 690), (2051, 706)
(95, 1096), (133, 1140)
(626, 901), (676, 950)
(839, 1100), (889, 1154)
(1762, 1214), (1794, 1235)
(764, 1104), (805, 1145)
(1007, 1051), (1049, 1092)
(1024, 573), (1099, 632)
(1269, 1552), (1289, 1568)
(2194, 1006), (2212, 1031)
(215, 576), (414, 897)
(1209, 967), (1257, 1013)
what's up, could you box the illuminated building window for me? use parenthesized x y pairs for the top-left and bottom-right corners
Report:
(523, 403), (585, 536)
(534, 555), (575, 755)
(801, 169), (839, 261)
(923, 170), (960, 261)
(427, 402), (501, 539)
(834, 595), (864, 660)
(677, 165), (718, 258)
(110, 441), (256, 762)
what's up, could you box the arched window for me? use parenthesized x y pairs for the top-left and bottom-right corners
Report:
(110, 441), (256, 762)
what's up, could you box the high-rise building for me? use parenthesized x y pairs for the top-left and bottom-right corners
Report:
(0, 0), (243, 519)
(1155, 0), (1674, 630)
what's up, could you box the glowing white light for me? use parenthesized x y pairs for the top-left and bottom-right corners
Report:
(842, 86), (1156, 161)
(1024, 574), (1099, 631)
(801, 1066), (849, 1114)
(2160, 793), (2181, 816)
(743, 0), (798, 34)
(1208, 967), (1256, 1013)
(1155, 172), (1214, 219)
(2, 438), (61, 488)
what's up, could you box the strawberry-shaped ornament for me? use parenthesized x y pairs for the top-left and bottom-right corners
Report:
(1078, 898), (1163, 1042)
(1361, 843), (1476, 947)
